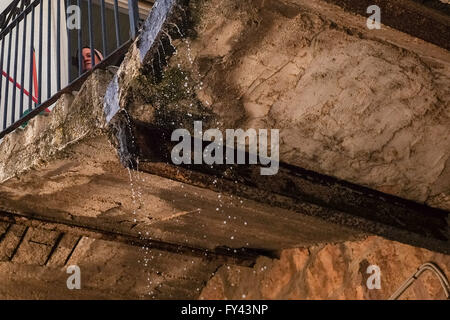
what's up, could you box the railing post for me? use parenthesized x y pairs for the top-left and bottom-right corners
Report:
(128, 0), (139, 40)
(88, 0), (95, 69)
(100, 0), (107, 56)
(113, 0), (121, 47)
(77, 0), (82, 76)
(56, 0), (61, 91)
(28, 4), (35, 111)
(47, 0), (52, 100)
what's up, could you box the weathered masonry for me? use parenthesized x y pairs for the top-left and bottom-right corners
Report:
(0, 0), (449, 299)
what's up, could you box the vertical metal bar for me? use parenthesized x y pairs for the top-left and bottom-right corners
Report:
(0, 37), (4, 103)
(28, 4), (35, 111)
(100, 0), (107, 56)
(113, 0), (121, 47)
(11, 21), (20, 125)
(0, 37), (4, 129)
(38, 0), (43, 104)
(3, 30), (13, 129)
(87, 0), (95, 69)
(77, 0), (82, 76)
(56, 0), (61, 91)
(128, 0), (139, 40)
(47, 0), (52, 99)
(19, 8), (28, 117)
(66, 0), (71, 83)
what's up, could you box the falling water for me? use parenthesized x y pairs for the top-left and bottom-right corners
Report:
(103, 0), (259, 297)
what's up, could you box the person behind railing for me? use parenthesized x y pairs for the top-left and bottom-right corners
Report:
(21, 47), (104, 130)
(74, 47), (104, 73)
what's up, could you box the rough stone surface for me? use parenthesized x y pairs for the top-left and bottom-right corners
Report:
(163, 0), (449, 211)
(0, 224), (222, 300)
(0, 0), (449, 299)
(200, 236), (450, 300)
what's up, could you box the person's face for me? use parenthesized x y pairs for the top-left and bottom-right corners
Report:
(81, 48), (101, 71)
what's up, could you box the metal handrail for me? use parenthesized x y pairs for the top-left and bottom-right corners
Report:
(389, 262), (450, 300)
(0, 0), (141, 140)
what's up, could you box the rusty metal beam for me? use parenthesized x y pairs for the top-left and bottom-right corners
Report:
(323, 0), (450, 50)
(116, 121), (449, 255)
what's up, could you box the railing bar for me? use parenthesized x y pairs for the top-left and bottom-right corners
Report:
(100, 0), (107, 56)
(77, 0), (82, 76)
(28, 5), (35, 111)
(88, 0), (95, 69)
(0, 36), (5, 105)
(66, 0), (71, 83)
(113, 0), (121, 47)
(19, 8), (28, 117)
(47, 0), (52, 100)
(38, 0), (43, 105)
(128, 0), (139, 40)
(56, 0), (61, 92)
(3, 30), (13, 130)
(11, 21), (20, 124)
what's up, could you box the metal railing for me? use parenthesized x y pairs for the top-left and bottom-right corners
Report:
(0, 0), (142, 139)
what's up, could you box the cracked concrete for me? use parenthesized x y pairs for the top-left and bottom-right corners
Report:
(0, 0), (448, 299)
(164, 0), (450, 210)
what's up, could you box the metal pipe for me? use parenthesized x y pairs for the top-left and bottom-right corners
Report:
(100, 0), (107, 56)
(87, 0), (95, 69)
(113, 0), (121, 47)
(389, 262), (450, 300)
(56, 0), (61, 91)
